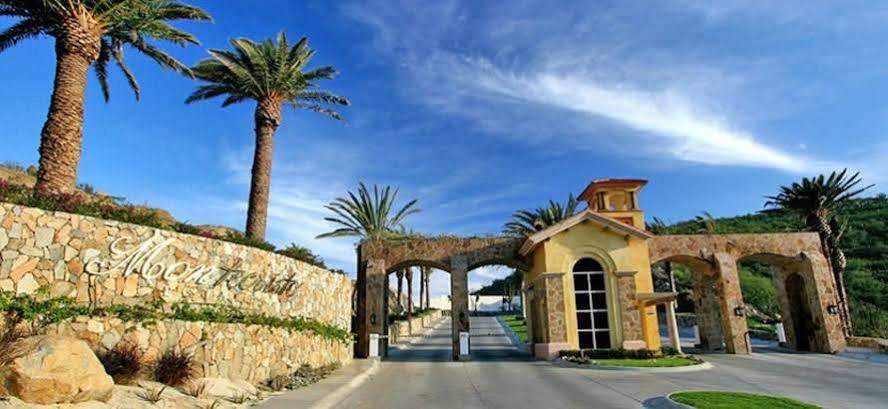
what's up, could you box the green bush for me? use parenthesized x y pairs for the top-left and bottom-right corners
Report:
(0, 292), (351, 343)
(558, 348), (658, 360)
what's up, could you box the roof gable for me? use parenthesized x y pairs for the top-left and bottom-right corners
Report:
(519, 209), (653, 255)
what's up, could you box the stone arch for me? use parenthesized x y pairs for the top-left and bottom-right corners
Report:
(355, 236), (524, 359)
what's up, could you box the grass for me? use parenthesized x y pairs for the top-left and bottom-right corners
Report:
(501, 314), (528, 343)
(587, 356), (701, 367)
(670, 391), (820, 408)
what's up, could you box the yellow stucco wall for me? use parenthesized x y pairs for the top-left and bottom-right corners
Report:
(525, 219), (661, 350)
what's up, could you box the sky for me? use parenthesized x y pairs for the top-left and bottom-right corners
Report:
(2, 1), (887, 299)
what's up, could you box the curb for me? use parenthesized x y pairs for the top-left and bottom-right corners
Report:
(308, 359), (381, 409)
(495, 315), (530, 353)
(642, 394), (694, 409)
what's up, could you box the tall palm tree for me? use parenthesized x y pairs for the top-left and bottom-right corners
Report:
(423, 266), (432, 310)
(419, 265), (425, 312)
(316, 183), (420, 240)
(186, 33), (349, 240)
(406, 267), (414, 330)
(765, 169), (874, 337)
(1, 0), (211, 193)
(503, 193), (579, 237)
(395, 269), (405, 312)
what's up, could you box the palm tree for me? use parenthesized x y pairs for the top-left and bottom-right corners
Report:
(186, 33), (349, 240)
(406, 267), (414, 331)
(395, 269), (405, 312)
(423, 266), (433, 310)
(316, 183), (420, 240)
(419, 265), (425, 312)
(693, 211), (720, 234)
(765, 169), (874, 337)
(503, 193), (579, 237)
(1, 0), (211, 193)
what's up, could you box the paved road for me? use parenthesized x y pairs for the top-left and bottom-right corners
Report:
(329, 316), (888, 409)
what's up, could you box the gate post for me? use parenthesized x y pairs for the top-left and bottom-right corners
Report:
(357, 258), (388, 358)
(713, 253), (750, 354)
(450, 256), (470, 360)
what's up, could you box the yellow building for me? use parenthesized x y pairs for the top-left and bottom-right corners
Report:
(520, 179), (676, 358)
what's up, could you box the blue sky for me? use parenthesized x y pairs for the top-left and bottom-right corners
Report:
(2, 1), (887, 295)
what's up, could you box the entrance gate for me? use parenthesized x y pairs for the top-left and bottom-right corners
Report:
(356, 237), (525, 360)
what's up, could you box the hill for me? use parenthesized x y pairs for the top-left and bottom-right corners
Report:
(658, 195), (888, 338)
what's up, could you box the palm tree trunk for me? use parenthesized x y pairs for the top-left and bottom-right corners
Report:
(809, 213), (852, 337)
(245, 99), (282, 240)
(419, 267), (425, 312)
(406, 268), (413, 314)
(396, 270), (404, 311)
(36, 19), (102, 193)
(425, 270), (432, 310)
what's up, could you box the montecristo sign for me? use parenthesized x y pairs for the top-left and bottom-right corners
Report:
(83, 231), (302, 295)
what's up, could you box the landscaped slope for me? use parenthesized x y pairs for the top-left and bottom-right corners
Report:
(658, 196), (888, 338)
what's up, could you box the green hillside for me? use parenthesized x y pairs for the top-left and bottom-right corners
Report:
(658, 195), (888, 338)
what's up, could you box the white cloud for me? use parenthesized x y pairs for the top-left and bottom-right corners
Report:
(339, 0), (837, 175)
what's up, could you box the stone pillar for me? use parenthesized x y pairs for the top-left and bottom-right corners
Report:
(689, 265), (725, 351)
(358, 258), (387, 358)
(450, 256), (470, 360)
(801, 251), (847, 353)
(713, 253), (750, 354)
(532, 273), (569, 359)
(615, 271), (644, 349)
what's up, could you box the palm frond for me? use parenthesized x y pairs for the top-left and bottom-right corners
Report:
(317, 183), (420, 240)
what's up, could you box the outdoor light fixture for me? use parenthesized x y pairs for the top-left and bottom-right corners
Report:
(827, 305), (840, 315)
(734, 305), (745, 317)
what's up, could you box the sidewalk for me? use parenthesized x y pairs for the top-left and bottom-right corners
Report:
(257, 358), (379, 409)
(258, 316), (445, 408)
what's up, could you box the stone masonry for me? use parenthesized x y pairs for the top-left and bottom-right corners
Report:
(0, 203), (354, 383)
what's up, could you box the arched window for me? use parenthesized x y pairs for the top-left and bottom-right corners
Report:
(573, 258), (611, 349)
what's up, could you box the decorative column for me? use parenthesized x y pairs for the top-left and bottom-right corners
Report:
(800, 251), (847, 353)
(360, 258), (388, 358)
(450, 256), (470, 360)
(615, 271), (644, 349)
(666, 300), (682, 354)
(713, 253), (750, 354)
(689, 264), (725, 351)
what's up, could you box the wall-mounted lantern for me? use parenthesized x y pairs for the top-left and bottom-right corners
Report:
(734, 305), (745, 317)
(827, 304), (840, 315)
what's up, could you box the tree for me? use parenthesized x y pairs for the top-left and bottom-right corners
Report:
(503, 193), (579, 237)
(766, 169), (874, 336)
(1, 0), (211, 193)
(693, 211), (720, 234)
(316, 183), (420, 240)
(395, 269), (404, 312)
(419, 266), (425, 312)
(424, 266), (433, 310)
(406, 267), (414, 331)
(186, 33), (349, 240)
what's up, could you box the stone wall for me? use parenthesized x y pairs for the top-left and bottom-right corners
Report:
(0, 203), (354, 382)
(40, 317), (351, 384)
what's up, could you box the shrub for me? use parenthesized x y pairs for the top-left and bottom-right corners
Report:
(660, 346), (680, 356)
(137, 385), (166, 403)
(154, 350), (195, 387)
(219, 231), (276, 252)
(98, 343), (144, 384)
(173, 222), (202, 235)
(277, 243), (327, 268)
(558, 348), (658, 360)
(0, 312), (27, 366)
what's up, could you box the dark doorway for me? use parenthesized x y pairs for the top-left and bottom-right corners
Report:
(785, 273), (813, 351)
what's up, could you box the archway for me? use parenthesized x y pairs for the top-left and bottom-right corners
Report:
(356, 237), (526, 360)
(786, 273), (813, 351)
(651, 255), (726, 352)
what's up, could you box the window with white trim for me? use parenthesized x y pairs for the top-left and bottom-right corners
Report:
(573, 258), (611, 349)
